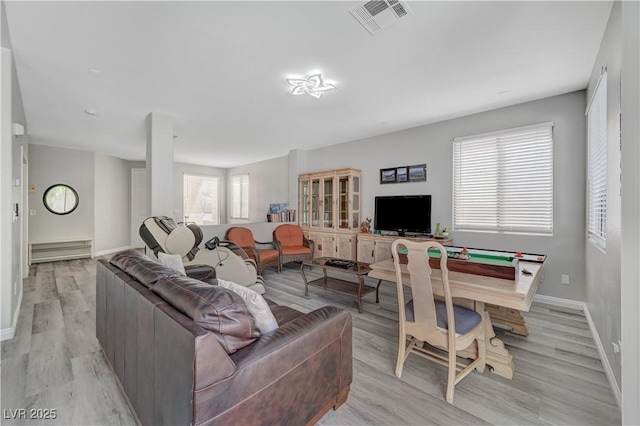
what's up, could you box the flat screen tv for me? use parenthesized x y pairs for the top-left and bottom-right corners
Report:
(374, 195), (432, 236)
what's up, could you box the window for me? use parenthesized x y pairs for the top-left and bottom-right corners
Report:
(230, 174), (249, 219)
(453, 122), (554, 234)
(183, 174), (219, 225)
(587, 71), (607, 249)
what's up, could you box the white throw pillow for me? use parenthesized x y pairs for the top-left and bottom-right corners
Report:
(158, 252), (186, 276)
(217, 278), (279, 334)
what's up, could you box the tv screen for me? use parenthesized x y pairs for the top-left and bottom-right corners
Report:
(374, 195), (432, 236)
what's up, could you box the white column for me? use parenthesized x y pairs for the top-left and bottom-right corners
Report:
(145, 112), (174, 217)
(1, 48), (15, 334)
(621, 0), (640, 423)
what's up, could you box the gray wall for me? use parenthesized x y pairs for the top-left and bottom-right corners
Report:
(94, 153), (133, 253)
(227, 155), (289, 224)
(300, 91), (587, 301)
(29, 145), (95, 243)
(585, 0), (623, 392)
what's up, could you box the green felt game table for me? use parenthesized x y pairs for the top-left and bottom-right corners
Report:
(397, 246), (546, 280)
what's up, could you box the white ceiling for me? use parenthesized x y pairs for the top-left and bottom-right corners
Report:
(5, 1), (612, 168)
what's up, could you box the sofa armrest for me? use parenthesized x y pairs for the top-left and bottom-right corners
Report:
(192, 306), (352, 425)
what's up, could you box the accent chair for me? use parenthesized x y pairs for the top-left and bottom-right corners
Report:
(273, 224), (315, 268)
(225, 227), (281, 274)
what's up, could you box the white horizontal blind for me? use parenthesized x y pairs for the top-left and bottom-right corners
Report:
(587, 72), (607, 248)
(230, 174), (249, 219)
(453, 123), (554, 234)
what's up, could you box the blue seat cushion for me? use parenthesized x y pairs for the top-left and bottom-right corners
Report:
(405, 300), (482, 334)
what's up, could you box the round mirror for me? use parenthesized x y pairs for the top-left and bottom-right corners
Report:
(43, 184), (79, 215)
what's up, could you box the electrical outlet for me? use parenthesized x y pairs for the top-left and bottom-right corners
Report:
(561, 274), (570, 285)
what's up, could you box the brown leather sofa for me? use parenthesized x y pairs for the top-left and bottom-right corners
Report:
(96, 249), (352, 425)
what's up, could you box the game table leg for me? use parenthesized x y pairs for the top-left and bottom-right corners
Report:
(486, 304), (530, 336)
(458, 301), (515, 380)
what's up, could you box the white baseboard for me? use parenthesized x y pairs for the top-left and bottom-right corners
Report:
(533, 294), (585, 311)
(533, 294), (622, 410)
(0, 289), (22, 341)
(583, 303), (622, 410)
(94, 245), (134, 257)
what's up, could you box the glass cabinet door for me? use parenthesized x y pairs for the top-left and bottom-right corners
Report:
(323, 177), (334, 229)
(338, 175), (350, 229)
(299, 179), (310, 227)
(352, 175), (361, 230)
(311, 179), (320, 227)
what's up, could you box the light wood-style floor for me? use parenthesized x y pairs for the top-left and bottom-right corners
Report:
(1, 256), (621, 425)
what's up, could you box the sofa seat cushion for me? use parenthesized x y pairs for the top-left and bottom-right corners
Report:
(281, 245), (311, 256)
(152, 276), (260, 353)
(110, 249), (180, 288)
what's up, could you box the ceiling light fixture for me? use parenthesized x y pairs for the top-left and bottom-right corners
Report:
(287, 73), (337, 99)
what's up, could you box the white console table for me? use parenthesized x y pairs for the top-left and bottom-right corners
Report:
(29, 238), (94, 265)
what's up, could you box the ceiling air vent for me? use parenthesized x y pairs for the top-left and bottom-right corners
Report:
(350, 0), (413, 35)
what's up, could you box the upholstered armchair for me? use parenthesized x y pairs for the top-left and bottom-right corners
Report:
(225, 227), (281, 274)
(273, 224), (315, 268)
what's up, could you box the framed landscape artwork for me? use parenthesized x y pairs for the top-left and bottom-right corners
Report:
(380, 163), (426, 184)
(380, 168), (397, 184)
(408, 164), (427, 182)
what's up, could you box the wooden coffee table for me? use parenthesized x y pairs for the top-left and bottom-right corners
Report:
(300, 257), (381, 313)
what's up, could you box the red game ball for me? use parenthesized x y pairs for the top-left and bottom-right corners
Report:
(515, 251), (523, 258)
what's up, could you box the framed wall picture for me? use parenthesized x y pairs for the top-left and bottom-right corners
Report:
(396, 167), (408, 182)
(408, 164), (427, 182)
(380, 168), (397, 184)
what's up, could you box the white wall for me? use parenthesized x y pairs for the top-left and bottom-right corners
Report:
(227, 155), (289, 224)
(173, 162), (227, 223)
(94, 153), (133, 253)
(620, 0), (640, 421)
(1, 41), (28, 336)
(585, 1), (622, 389)
(300, 91), (587, 302)
(28, 144), (94, 242)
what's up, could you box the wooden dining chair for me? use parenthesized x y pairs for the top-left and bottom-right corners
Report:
(391, 239), (486, 404)
(225, 227), (281, 274)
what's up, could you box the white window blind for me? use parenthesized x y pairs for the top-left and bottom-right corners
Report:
(230, 174), (249, 219)
(453, 122), (554, 234)
(587, 71), (607, 248)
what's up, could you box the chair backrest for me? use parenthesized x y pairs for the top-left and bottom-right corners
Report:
(391, 239), (455, 339)
(140, 216), (202, 261)
(226, 227), (255, 248)
(273, 224), (303, 247)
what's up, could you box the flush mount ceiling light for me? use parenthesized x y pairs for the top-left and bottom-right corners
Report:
(287, 73), (337, 99)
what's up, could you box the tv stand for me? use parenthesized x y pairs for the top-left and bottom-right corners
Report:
(356, 233), (452, 264)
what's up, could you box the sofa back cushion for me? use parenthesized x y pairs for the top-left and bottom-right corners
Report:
(152, 276), (259, 353)
(110, 249), (180, 288)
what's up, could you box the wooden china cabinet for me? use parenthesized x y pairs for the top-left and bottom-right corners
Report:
(298, 168), (361, 261)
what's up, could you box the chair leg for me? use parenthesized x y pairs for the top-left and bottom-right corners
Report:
(475, 318), (487, 373)
(446, 345), (456, 403)
(395, 333), (406, 378)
